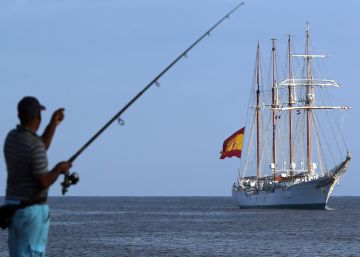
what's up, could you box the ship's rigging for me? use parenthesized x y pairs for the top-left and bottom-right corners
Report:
(239, 26), (350, 182)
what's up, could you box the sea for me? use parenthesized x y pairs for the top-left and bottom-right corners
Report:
(0, 196), (359, 257)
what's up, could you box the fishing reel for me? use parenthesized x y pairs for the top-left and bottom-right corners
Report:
(61, 171), (80, 195)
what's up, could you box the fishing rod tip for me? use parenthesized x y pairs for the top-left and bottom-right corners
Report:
(231, 2), (245, 13)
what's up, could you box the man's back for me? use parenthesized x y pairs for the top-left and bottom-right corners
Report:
(4, 125), (49, 202)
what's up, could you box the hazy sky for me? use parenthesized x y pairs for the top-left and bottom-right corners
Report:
(0, 0), (359, 196)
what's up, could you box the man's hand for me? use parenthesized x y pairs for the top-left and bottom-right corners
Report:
(37, 161), (72, 188)
(50, 108), (65, 126)
(55, 161), (72, 174)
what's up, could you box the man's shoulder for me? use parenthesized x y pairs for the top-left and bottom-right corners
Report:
(5, 126), (44, 150)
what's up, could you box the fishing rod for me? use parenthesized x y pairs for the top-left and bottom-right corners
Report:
(61, 2), (245, 195)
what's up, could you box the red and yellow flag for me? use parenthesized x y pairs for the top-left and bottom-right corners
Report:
(220, 127), (245, 159)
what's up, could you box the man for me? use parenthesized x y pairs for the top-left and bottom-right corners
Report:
(4, 96), (72, 257)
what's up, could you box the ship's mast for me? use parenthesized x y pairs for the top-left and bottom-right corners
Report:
(271, 39), (278, 180)
(287, 36), (294, 174)
(256, 43), (261, 179)
(305, 24), (313, 174)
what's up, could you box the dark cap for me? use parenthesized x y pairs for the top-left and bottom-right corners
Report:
(17, 96), (46, 116)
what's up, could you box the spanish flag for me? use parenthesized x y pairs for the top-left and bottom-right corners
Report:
(220, 127), (245, 159)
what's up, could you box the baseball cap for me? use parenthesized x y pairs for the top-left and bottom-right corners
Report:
(17, 96), (46, 116)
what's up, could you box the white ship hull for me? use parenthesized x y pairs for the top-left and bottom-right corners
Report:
(232, 156), (350, 209)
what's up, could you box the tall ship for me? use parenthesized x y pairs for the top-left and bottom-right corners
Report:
(225, 25), (351, 209)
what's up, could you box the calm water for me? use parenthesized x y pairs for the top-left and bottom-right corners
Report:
(0, 196), (359, 257)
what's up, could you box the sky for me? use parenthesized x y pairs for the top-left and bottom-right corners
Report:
(0, 0), (359, 196)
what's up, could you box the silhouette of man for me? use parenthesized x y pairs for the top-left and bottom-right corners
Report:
(4, 96), (72, 257)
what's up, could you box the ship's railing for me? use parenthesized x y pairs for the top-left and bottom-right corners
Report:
(233, 171), (320, 192)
